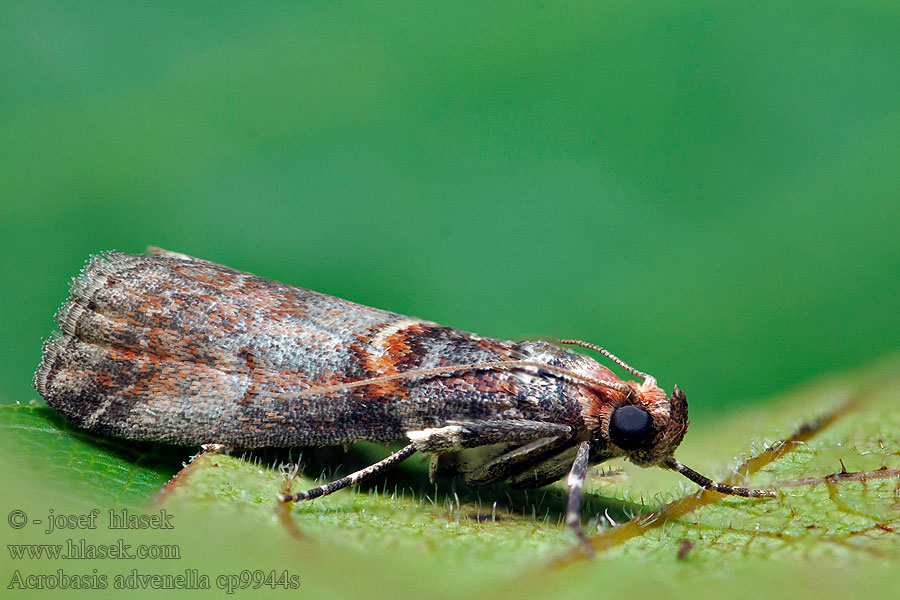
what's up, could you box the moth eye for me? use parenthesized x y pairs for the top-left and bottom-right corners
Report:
(608, 405), (655, 451)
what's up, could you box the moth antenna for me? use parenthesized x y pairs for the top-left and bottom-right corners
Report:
(278, 360), (632, 400)
(557, 339), (650, 381)
(662, 457), (776, 498)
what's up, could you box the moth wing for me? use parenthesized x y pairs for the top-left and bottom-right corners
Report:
(35, 251), (570, 448)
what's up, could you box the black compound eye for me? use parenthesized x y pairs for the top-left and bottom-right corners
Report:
(609, 405), (655, 451)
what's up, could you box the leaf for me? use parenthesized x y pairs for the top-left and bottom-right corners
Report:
(2, 356), (898, 599)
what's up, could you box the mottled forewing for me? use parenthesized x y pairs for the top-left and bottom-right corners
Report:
(35, 252), (582, 447)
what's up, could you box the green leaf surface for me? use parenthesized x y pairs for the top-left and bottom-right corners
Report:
(2, 356), (898, 599)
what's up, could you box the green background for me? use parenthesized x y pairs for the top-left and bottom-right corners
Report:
(2, 2), (898, 415)
(2, 2), (899, 599)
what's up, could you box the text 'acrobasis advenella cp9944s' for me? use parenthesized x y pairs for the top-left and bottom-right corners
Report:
(34, 248), (775, 546)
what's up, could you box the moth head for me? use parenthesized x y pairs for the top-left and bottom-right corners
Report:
(596, 378), (690, 467)
(589, 380), (777, 498)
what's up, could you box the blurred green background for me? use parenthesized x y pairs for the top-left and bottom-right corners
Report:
(2, 0), (898, 422)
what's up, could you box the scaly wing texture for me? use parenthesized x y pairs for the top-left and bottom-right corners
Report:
(35, 252), (587, 447)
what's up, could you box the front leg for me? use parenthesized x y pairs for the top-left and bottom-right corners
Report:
(510, 445), (615, 489)
(565, 441), (594, 555)
(406, 419), (573, 453)
(462, 436), (577, 486)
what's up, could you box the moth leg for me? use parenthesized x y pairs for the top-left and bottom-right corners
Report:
(565, 441), (594, 555)
(512, 442), (617, 488)
(463, 436), (576, 486)
(507, 446), (579, 489)
(428, 454), (441, 484)
(406, 419), (573, 453)
(278, 443), (417, 502)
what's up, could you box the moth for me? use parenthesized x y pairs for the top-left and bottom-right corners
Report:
(35, 249), (774, 542)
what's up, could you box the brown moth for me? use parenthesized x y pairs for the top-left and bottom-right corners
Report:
(35, 248), (774, 543)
